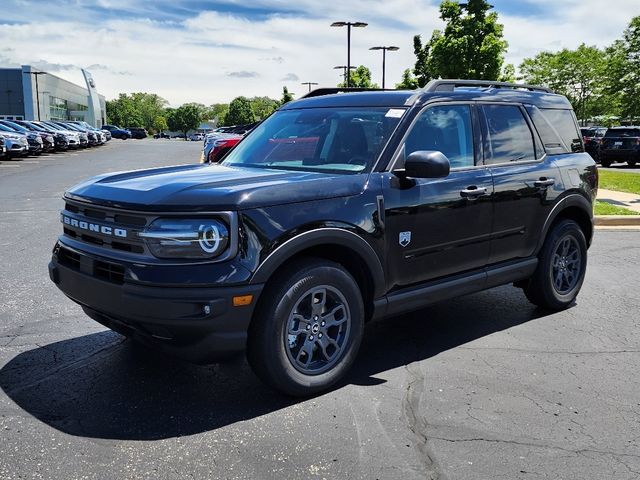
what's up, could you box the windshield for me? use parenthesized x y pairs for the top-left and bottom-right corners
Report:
(222, 107), (404, 174)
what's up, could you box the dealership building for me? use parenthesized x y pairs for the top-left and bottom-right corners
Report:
(0, 65), (106, 127)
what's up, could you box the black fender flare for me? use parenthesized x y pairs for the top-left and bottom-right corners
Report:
(536, 192), (594, 253)
(249, 228), (386, 298)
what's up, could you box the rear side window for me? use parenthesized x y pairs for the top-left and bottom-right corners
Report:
(482, 105), (536, 165)
(404, 105), (474, 169)
(526, 106), (582, 154)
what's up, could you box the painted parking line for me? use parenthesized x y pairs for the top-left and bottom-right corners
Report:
(0, 164), (21, 168)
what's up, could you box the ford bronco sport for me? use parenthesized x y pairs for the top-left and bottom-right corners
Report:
(49, 80), (597, 396)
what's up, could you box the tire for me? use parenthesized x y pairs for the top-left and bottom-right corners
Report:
(247, 258), (364, 396)
(627, 160), (637, 168)
(600, 160), (612, 168)
(523, 219), (587, 310)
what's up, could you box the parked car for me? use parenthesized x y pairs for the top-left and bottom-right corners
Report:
(43, 121), (87, 148)
(0, 119), (50, 153)
(68, 121), (108, 144)
(0, 135), (5, 158)
(0, 126), (28, 158)
(34, 121), (80, 149)
(127, 127), (148, 139)
(0, 122), (33, 156)
(15, 120), (67, 151)
(580, 127), (607, 161)
(202, 134), (243, 164)
(58, 122), (99, 146)
(599, 126), (640, 168)
(153, 132), (171, 139)
(102, 125), (132, 140)
(48, 80), (596, 396)
(189, 133), (204, 141)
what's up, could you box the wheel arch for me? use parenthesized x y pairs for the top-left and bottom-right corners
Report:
(537, 193), (594, 253)
(250, 228), (386, 319)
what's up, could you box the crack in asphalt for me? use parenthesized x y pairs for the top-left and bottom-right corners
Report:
(402, 362), (445, 480)
(2, 338), (126, 396)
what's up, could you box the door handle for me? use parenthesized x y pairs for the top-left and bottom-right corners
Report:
(534, 178), (555, 188)
(460, 186), (488, 198)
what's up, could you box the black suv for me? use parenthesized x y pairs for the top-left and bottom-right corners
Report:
(49, 80), (597, 396)
(599, 126), (640, 167)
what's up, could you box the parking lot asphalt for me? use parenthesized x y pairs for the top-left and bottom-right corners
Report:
(1, 140), (639, 480)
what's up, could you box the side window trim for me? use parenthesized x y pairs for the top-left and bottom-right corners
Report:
(479, 103), (542, 167)
(387, 101), (482, 172)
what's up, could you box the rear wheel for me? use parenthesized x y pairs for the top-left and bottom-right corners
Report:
(247, 259), (364, 396)
(600, 159), (612, 168)
(628, 160), (637, 168)
(523, 219), (587, 310)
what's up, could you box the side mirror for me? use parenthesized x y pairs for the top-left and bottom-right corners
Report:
(402, 150), (451, 179)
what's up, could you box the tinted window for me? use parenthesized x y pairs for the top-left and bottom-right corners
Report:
(482, 105), (536, 164)
(404, 105), (474, 168)
(605, 128), (640, 137)
(539, 108), (582, 153)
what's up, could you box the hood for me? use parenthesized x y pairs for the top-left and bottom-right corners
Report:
(0, 132), (25, 140)
(65, 164), (368, 211)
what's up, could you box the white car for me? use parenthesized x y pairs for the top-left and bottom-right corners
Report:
(188, 133), (204, 141)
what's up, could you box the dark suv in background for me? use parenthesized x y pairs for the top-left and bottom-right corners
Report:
(580, 127), (607, 161)
(128, 127), (148, 139)
(49, 80), (596, 396)
(599, 126), (640, 167)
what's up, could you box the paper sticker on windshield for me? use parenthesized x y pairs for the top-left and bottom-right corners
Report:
(385, 109), (405, 118)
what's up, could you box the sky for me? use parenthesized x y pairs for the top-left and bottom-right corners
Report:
(0, 0), (637, 106)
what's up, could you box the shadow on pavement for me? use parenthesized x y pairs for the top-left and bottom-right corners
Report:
(0, 285), (553, 441)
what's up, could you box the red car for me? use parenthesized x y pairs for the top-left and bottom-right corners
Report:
(206, 135), (243, 163)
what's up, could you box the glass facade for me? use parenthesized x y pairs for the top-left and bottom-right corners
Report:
(49, 95), (88, 121)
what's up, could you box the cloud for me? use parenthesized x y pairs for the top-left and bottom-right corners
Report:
(280, 73), (299, 81)
(227, 71), (260, 78)
(0, 0), (635, 105)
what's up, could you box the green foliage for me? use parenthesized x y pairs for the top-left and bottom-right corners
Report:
(152, 115), (168, 132)
(224, 96), (256, 126)
(396, 68), (419, 89)
(519, 44), (608, 124)
(206, 103), (229, 124)
(280, 87), (294, 105)
(106, 93), (167, 132)
(166, 104), (201, 138)
(337, 65), (379, 88)
(412, 0), (508, 83)
(603, 16), (640, 121)
(499, 64), (516, 83)
(249, 96), (279, 120)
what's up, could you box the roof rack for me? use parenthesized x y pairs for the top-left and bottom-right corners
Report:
(424, 79), (553, 94)
(301, 87), (397, 99)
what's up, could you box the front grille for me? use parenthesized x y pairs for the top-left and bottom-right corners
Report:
(61, 200), (150, 256)
(57, 246), (125, 285)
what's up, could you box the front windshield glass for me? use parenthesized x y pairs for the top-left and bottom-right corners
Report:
(222, 107), (404, 174)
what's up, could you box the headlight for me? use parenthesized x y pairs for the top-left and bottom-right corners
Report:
(139, 218), (230, 259)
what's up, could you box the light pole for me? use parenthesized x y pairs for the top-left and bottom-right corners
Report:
(331, 21), (368, 88)
(333, 65), (356, 85)
(369, 46), (399, 89)
(23, 71), (46, 120)
(301, 82), (319, 92)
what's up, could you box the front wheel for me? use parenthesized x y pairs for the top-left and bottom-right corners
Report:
(628, 160), (637, 168)
(523, 219), (587, 310)
(247, 259), (364, 396)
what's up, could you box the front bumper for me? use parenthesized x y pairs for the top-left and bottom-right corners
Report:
(49, 243), (264, 363)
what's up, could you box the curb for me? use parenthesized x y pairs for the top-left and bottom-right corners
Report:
(595, 215), (640, 226)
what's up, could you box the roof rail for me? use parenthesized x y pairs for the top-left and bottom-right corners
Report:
(301, 87), (396, 99)
(424, 79), (553, 94)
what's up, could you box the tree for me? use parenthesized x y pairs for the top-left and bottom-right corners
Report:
(395, 68), (419, 89)
(280, 87), (294, 105)
(152, 115), (168, 133)
(249, 96), (279, 120)
(413, 0), (508, 82)
(105, 92), (167, 132)
(224, 96), (256, 126)
(206, 103), (229, 125)
(499, 64), (516, 83)
(519, 44), (607, 124)
(106, 93), (143, 127)
(337, 65), (379, 88)
(167, 104), (201, 139)
(603, 16), (640, 122)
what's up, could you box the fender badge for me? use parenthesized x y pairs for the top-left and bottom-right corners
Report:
(399, 231), (411, 247)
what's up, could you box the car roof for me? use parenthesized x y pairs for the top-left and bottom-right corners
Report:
(281, 80), (572, 111)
